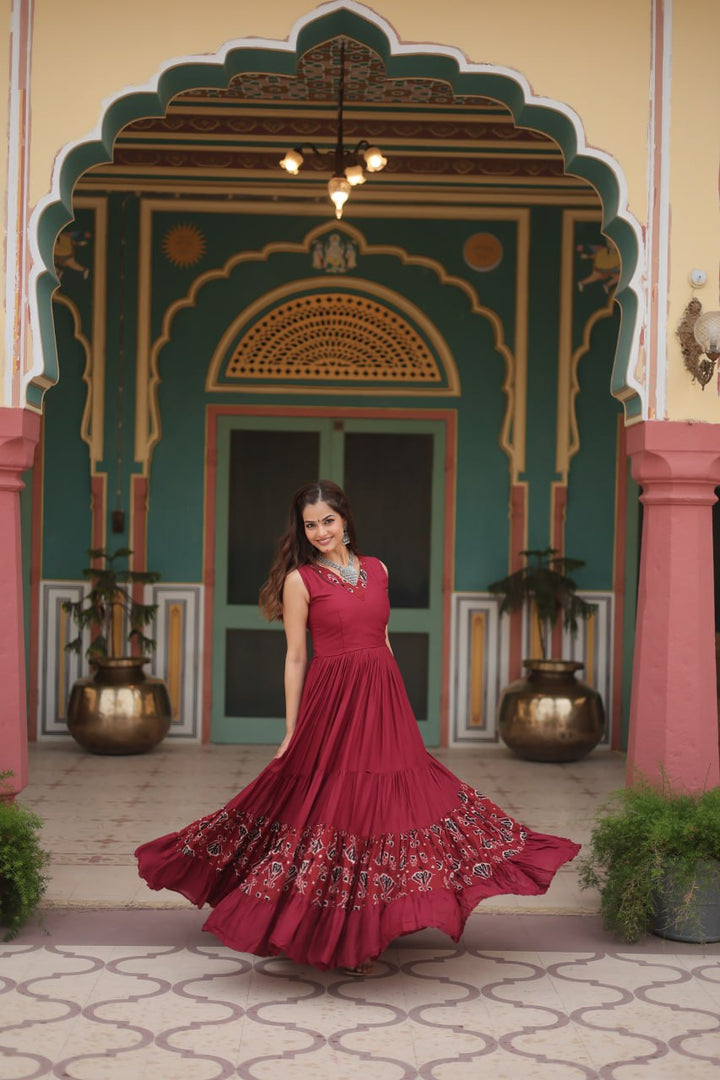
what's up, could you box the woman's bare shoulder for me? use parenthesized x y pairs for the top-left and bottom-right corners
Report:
(282, 568), (310, 616)
(284, 567), (306, 588)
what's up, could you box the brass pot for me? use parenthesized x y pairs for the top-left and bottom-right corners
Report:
(67, 657), (171, 755)
(497, 659), (605, 762)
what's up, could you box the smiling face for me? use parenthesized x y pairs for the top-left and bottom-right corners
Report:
(301, 499), (348, 564)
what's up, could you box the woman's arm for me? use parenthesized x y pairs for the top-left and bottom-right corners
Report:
(379, 560), (394, 655)
(275, 569), (309, 758)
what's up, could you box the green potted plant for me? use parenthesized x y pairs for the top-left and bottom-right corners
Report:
(62, 547), (171, 755)
(64, 545), (160, 660)
(488, 547), (597, 660)
(579, 781), (720, 943)
(0, 772), (50, 941)
(487, 547), (604, 761)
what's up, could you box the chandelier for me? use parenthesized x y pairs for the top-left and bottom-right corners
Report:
(279, 41), (387, 219)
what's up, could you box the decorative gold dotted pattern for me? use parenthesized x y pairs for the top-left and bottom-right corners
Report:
(225, 293), (442, 383)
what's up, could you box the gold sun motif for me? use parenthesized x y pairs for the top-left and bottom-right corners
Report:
(161, 223), (207, 268)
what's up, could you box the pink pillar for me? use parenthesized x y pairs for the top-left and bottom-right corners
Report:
(0, 408), (41, 796)
(626, 420), (720, 791)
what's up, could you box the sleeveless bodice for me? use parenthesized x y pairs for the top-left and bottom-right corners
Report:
(297, 556), (389, 657)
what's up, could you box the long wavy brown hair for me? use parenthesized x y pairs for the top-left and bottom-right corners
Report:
(258, 479), (360, 621)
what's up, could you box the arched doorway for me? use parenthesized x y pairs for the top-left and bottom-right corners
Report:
(29, 5), (643, 748)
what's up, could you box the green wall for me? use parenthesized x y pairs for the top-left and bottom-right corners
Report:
(43, 196), (627, 597)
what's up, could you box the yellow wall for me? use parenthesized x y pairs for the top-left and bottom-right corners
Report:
(2, 1), (718, 419)
(0, 0), (12, 364)
(28, 0), (652, 217)
(666, 0), (720, 420)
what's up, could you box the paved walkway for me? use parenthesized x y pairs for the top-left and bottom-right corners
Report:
(2, 743), (719, 1078)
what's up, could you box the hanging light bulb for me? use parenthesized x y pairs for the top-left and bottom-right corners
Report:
(363, 146), (387, 173)
(328, 175), (351, 219)
(344, 163), (366, 186)
(277, 41), (389, 217)
(279, 148), (304, 174)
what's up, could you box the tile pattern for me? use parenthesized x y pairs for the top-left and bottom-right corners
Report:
(3, 911), (720, 1080)
(5, 743), (719, 1079)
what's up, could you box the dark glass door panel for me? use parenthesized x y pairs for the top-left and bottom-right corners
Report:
(225, 629), (287, 717)
(390, 633), (429, 721)
(213, 418), (443, 747)
(344, 433), (433, 608)
(227, 429), (319, 605)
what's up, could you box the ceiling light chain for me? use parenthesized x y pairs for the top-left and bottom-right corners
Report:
(278, 40), (387, 218)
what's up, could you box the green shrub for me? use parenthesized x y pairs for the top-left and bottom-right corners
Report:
(579, 782), (720, 942)
(0, 772), (50, 940)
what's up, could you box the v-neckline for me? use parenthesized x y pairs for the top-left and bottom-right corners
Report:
(311, 557), (368, 598)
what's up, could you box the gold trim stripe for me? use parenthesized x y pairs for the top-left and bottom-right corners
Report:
(529, 601), (543, 659)
(167, 603), (183, 722)
(585, 612), (596, 685)
(111, 601), (124, 658)
(57, 606), (67, 720)
(470, 612), (486, 728)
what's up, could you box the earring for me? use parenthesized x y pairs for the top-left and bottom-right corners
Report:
(342, 527), (350, 546)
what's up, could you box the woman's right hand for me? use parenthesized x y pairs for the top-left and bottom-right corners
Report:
(274, 732), (293, 759)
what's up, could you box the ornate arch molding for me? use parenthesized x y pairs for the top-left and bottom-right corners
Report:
(146, 220), (511, 468)
(207, 278), (456, 393)
(51, 294), (97, 466)
(27, 0), (644, 424)
(565, 302), (619, 473)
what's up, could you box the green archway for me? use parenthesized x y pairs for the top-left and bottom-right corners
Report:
(28, 2), (643, 418)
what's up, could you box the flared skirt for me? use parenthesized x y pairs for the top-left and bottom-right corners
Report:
(136, 645), (580, 969)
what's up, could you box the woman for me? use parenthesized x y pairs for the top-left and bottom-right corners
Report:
(135, 480), (580, 973)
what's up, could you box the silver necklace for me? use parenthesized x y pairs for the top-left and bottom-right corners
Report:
(317, 550), (359, 586)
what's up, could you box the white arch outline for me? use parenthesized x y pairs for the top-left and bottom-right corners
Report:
(24, 0), (646, 417)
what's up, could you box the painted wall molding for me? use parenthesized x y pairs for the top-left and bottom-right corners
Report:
(451, 590), (613, 746)
(141, 212), (522, 474)
(37, 581), (88, 738)
(149, 583), (203, 740)
(37, 579), (203, 741)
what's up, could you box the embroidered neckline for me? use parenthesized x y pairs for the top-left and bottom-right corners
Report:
(311, 557), (368, 595)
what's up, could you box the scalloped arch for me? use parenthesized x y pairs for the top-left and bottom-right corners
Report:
(145, 220), (513, 472)
(27, 0), (645, 421)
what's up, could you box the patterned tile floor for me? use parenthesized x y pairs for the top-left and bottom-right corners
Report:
(2, 742), (719, 1079)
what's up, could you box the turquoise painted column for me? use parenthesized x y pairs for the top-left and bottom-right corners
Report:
(626, 420), (720, 791)
(0, 408), (41, 796)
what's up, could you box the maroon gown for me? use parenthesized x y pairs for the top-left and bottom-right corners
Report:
(135, 556), (580, 970)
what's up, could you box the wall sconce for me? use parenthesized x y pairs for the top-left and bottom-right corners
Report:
(677, 299), (720, 390)
(693, 311), (720, 388)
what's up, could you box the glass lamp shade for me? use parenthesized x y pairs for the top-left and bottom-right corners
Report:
(694, 311), (720, 357)
(279, 148), (303, 174)
(328, 175), (351, 219)
(344, 163), (366, 186)
(363, 146), (387, 172)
